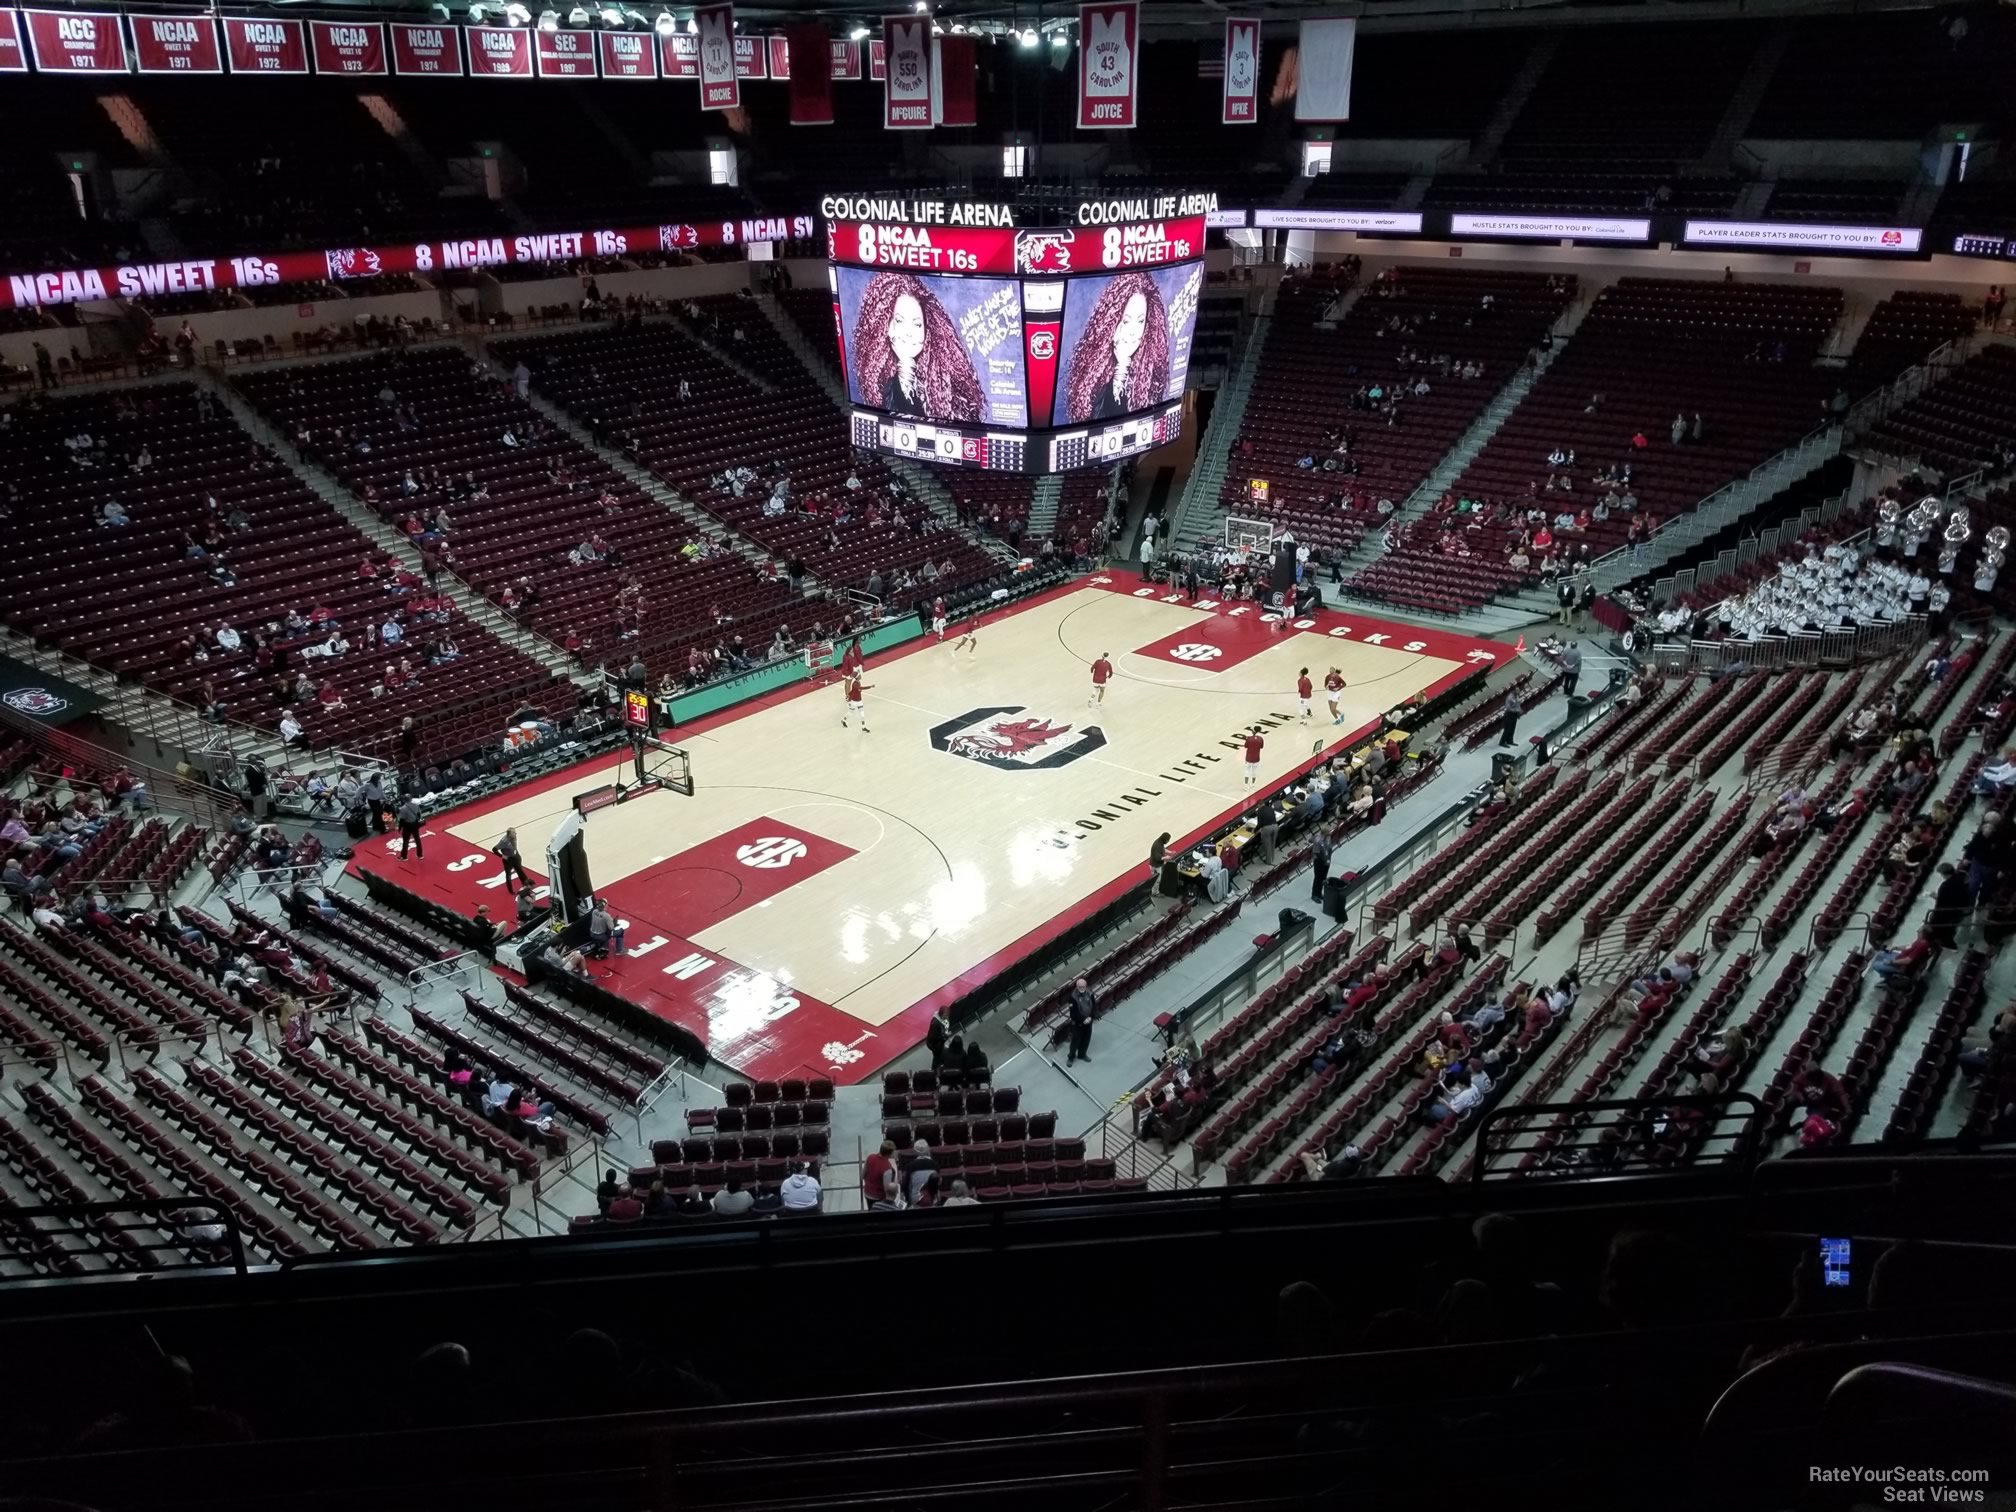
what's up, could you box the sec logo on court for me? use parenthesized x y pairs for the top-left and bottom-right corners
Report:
(1166, 643), (1223, 662)
(736, 837), (809, 869)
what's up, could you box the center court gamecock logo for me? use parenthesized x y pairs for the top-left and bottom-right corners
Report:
(1016, 231), (1076, 275)
(324, 248), (382, 281)
(930, 706), (1106, 772)
(3, 687), (68, 717)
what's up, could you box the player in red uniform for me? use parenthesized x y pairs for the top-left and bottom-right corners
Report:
(1324, 668), (1346, 724)
(1242, 730), (1264, 785)
(842, 670), (872, 732)
(1296, 668), (1314, 722)
(1089, 652), (1114, 707)
(953, 614), (979, 656)
(930, 597), (947, 640)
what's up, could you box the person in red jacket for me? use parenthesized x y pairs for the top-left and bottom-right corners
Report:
(1242, 730), (1265, 786)
(1296, 669), (1313, 722)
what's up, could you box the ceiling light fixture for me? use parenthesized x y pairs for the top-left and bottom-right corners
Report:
(653, 6), (675, 32)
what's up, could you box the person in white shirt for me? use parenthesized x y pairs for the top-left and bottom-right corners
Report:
(1973, 752), (2016, 795)
(381, 619), (403, 646)
(777, 1163), (822, 1211)
(501, 429), (519, 448)
(30, 903), (66, 932)
(278, 708), (303, 745)
(214, 625), (242, 652)
(711, 1178), (755, 1216)
(941, 1178), (980, 1207)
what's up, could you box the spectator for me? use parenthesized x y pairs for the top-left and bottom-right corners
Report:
(904, 1139), (936, 1204)
(778, 1162), (823, 1212)
(941, 1178), (980, 1207)
(1065, 978), (1095, 1065)
(712, 1178), (754, 1217)
(1871, 928), (1933, 985)
(862, 1139), (897, 1204)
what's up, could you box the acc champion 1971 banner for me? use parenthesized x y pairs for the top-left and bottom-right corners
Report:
(695, 2), (737, 109)
(1077, 0), (1139, 129)
(1222, 15), (1260, 124)
(881, 14), (933, 129)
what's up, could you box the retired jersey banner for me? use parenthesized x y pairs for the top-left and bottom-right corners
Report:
(310, 20), (386, 75)
(869, 37), (885, 80)
(223, 17), (307, 74)
(786, 23), (832, 125)
(534, 26), (596, 77)
(695, 4), (737, 108)
(389, 22), (462, 75)
(829, 38), (860, 80)
(131, 14), (221, 73)
(596, 30), (653, 77)
(882, 15), (933, 130)
(23, 10), (127, 73)
(1295, 16), (1356, 122)
(936, 34), (976, 128)
(1222, 16), (1260, 124)
(659, 30), (696, 78)
(1078, 1), (1140, 129)
(468, 24), (533, 77)
(0, 10), (25, 70)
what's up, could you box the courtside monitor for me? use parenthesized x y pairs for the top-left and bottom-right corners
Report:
(824, 192), (1212, 473)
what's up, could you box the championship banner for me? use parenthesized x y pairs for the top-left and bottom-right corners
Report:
(1, 214), (816, 310)
(882, 15), (933, 130)
(869, 37), (885, 80)
(695, 4), (737, 109)
(829, 38), (860, 80)
(765, 32), (788, 78)
(786, 23), (832, 125)
(0, 10), (25, 71)
(597, 30), (654, 77)
(131, 14), (221, 74)
(936, 33), (976, 128)
(468, 24), (533, 77)
(223, 17), (307, 75)
(1078, 1), (1139, 129)
(1222, 16), (1260, 125)
(389, 22), (462, 75)
(22, 10), (126, 73)
(733, 31), (765, 77)
(310, 20), (387, 76)
(659, 30), (696, 78)
(1294, 16), (1356, 122)
(534, 26), (597, 77)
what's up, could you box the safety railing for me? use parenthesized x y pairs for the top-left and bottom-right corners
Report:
(1469, 1090), (1767, 1180)
(1643, 613), (1926, 678)
(0, 1196), (252, 1281)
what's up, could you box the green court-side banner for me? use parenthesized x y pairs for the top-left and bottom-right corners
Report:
(663, 618), (924, 726)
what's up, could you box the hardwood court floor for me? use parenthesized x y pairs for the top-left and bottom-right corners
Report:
(353, 574), (1510, 1081)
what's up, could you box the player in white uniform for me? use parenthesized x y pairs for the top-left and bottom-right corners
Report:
(1324, 668), (1346, 724)
(842, 671), (872, 732)
(930, 597), (948, 640)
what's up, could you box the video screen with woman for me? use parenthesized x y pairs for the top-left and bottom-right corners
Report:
(1051, 263), (1201, 427)
(836, 268), (1029, 429)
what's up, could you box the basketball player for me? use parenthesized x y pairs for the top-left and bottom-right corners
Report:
(953, 614), (979, 656)
(930, 596), (948, 641)
(1296, 668), (1313, 722)
(842, 670), (872, 732)
(1242, 729), (1264, 785)
(1325, 667), (1347, 724)
(1089, 652), (1114, 707)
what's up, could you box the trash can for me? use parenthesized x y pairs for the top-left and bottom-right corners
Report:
(1491, 751), (1520, 783)
(1323, 873), (1356, 921)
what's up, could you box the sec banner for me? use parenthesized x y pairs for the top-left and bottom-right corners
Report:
(534, 26), (597, 77)
(1078, 1), (1139, 129)
(0, 10), (25, 70)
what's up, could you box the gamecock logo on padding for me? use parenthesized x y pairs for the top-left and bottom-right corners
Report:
(3, 688), (68, 717)
(930, 706), (1106, 772)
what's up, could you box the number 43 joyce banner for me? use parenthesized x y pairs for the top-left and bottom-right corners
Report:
(1078, 1), (1138, 129)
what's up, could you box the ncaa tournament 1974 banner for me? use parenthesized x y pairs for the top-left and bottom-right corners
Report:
(695, 2), (738, 109)
(1078, 1), (1139, 129)
(881, 14), (934, 130)
(1222, 16), (1260, 124)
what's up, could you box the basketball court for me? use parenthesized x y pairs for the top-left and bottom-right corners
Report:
(350, 571), (1513, 1082)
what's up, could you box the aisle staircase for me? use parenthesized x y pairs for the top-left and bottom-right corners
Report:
(1171, 277), (1282, 554)
(1027, 475), (1064, 541)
